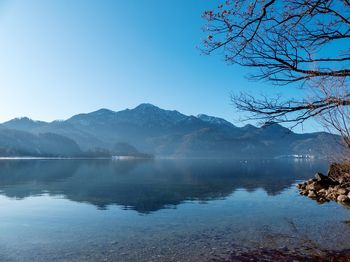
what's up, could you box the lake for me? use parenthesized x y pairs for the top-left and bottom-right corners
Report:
(0, 159), (349, 261)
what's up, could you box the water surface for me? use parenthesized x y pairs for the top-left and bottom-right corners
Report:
(0, 159), (349, 261)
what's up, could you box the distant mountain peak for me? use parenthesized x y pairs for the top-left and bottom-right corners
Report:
(2, 117), (47, 131)
(260, 122), (293, 136)
(15, 116), (31, 121)
(261, 121), (288, 130)
(243, 124), (257, 129)
(185, 115), (199, 121)
(197, 114), (235, 127)
(91, 108), (115, 115)
(135, 103), (157, 108)
(7, 117), (34, 122)
(133, 103), (161, 111)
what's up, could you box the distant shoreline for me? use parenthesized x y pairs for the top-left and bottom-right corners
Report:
(0, 156), (152, 160)
(0, 157), (113, 160)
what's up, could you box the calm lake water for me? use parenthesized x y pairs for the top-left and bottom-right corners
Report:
(0, 159), (349, 261)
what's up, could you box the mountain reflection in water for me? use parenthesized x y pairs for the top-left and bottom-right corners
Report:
(0, 159), (328, 213)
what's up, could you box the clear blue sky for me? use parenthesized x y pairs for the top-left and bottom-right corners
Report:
(0, 0), (319, 132)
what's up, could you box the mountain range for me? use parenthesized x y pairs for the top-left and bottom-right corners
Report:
(0, 103), (343, 158)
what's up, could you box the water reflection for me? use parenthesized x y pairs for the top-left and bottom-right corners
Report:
(0, 159), (328, 213)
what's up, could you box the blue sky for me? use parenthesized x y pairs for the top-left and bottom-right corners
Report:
(0, 0), (319, 131)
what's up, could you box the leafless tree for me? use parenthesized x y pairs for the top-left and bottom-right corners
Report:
(202, 0), (350, 146)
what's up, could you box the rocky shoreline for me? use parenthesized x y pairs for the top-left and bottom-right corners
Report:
(297, 163), (350, 205)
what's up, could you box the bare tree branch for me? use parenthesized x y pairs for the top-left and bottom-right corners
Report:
(202, 0), (350, 149)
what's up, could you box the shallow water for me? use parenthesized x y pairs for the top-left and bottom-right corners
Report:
(0, 159), (349, 261)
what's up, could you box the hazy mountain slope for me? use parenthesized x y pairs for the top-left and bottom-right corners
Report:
(32, 120), (107, 150)
(290, 132), (344, 157)
(0, 127), (82, 157)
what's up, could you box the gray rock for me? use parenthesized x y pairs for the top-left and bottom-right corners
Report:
(338, 188), (349, 195)
(308, 191), (317, 198)
(307, 183), (315, 190)
(318, 197), (326, 202)
(300, 190), (308, 196)
(318, 189), (327, 194)
(326, 192), (337, 200)
(328, 186), (335, 191)
(296, 183), (303, 189)
(313, 173), (338, 188)
(315, 172), (328, 181)
(313, 182), (325, 191)
(337, 195), (349, 202)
